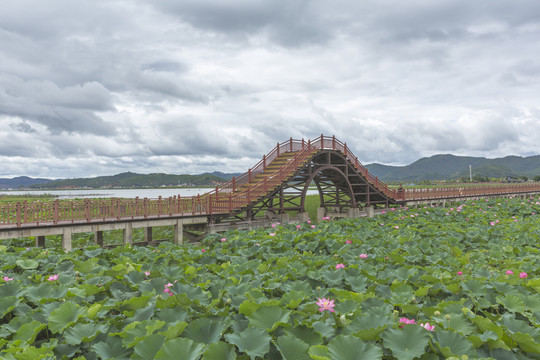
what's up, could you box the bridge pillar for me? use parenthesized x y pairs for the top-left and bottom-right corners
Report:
(348, 208), (360, 218)
(174, 220), (183, 245)
(299, 212), (310, 222)
(123, 223), (133, 245)
(144, 227), (152, 243)
(62, 228), (72, 252)
(94, 231), (103, 247)
(279, 213), (290, 224)
(317, 207), (326, 222)
(365, 206), (374, 218)
(35, 235), (45, 248)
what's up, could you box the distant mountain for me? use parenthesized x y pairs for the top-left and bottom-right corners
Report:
(365, 154), (540, 182)
(0, 176), (54, 189)
(200, 171), (242, 181)
(29, 172), (231, 189)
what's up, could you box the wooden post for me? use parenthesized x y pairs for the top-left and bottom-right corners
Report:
(263, 154), (266, 170)
(16, 202), (21, 227)
(232, 177), (236, 192)
(248, 169), (251, 182)
(332, 135), (335, 150)
(277, 142), (280, 156)
(53, 200), (59, 224)
(290, 137), (293, 152)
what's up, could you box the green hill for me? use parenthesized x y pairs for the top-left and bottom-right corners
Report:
(29, 172), (233, 189)
(366, 154), (540, 182)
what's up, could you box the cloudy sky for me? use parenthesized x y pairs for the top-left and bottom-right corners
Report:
(1, 0), (540, 179)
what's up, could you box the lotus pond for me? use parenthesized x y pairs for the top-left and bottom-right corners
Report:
(0, 197), (539, 359)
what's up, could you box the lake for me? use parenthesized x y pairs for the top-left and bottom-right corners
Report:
(0, 188), (319, 199)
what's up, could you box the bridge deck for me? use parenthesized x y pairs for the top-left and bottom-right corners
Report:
(2, 135), (540, 231)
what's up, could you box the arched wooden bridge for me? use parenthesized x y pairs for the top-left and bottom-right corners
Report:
(2, 135), (540, 249)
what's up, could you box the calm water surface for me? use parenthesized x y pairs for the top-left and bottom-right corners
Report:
(0, 188), (319, 200)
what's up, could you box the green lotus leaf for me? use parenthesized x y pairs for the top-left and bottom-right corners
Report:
(447, 313), (475, 336)
(15, 259), (39, 270)
(276, 333), (311, 360)
(523, 294), (540, 312)
(0, 296), (19, 318)
(202, 341), (238, 360)
(93, 336), (133, 359)
(382, 324), (429, 360)
(131, 334), (166, 360)
(48, 302), (86, 334)
(0, 282), (22, 297)
(497, 294), (526, 313)
(344, 313), (391, 340)
(183, 317), (230, 344)
(286, 326), (323, 347)
(327, 334), (382, 360)
(434, 330), (477, 358)
(308, 345), (330, 360)
(12, 320), (47, 346)
(312, 318), (336, 339)
(247, 306), (291, 332)
(155, 337), (206, 360)
(281, 290), (309, 309)
(63, 323), (109, 345)
(224, 327), (271, 359)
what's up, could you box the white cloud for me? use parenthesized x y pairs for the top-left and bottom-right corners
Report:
(1, 0), (540, 178)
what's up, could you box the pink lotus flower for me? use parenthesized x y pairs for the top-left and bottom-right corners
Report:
(335, 263), (345, 269)
(220, 238), (227, 242)
(345, 240), (352, 244)
(47, 274), (59, 281)
(271, 224), (277, 228)
(307, 220), (311, 224)
(269, 233), (276, 236)
(394, 226), (399, 229)
(359, 254), (368, 259)
(3, 276), (13, 281)
(322, 216), (331, 220)
(296, 225), (301, 229)
(399, 317), (416, 325)
(457, 271), (463, 276)
(420, 322), (435, 331)
(311, 225), (316, 229)
(201, 249), (206, 253)
(519, 272), (528, 279)
(144, 271), (151, 276)
(316, 298), (335, 312)
(164, 283), (174, 296)
(506, 270), (513, 275)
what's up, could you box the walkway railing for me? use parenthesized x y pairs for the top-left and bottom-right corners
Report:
(2, 134), (540, 228)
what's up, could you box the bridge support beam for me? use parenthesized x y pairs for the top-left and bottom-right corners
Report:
(123, 223), (132, 245)
(317, 207), (326, 222)
(174, 220), (183, 245)
(365, 206), (374, 218)
(35, 235), (45, 248)
(144, 227), (152, 243)
(94, 231), (103, 247)
(62, 228), (72, 252)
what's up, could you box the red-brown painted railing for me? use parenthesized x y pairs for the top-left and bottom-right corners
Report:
(2, 135), (540, 228)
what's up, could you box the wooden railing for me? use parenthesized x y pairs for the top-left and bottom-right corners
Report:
(2, 134), (540, 228)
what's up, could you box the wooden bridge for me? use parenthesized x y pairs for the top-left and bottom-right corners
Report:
(2, 135), (540, 250)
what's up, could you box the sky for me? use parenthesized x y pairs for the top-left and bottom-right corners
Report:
(1, 0), (540, 179)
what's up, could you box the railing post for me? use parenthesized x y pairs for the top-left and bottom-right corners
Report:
(277, 142), (280, 156)
(302, 138), (305, 149)
(229, 193), (232, 214)
(16, 202), (21, 227)
(85, 199), (91, 222)
(232, 177), (236, 192)
(247, 186), (251, 203)
(344, 143), (348, 158)
(290, 137), (293, 152)
(263, 154), (266, 170)
(332, 135), (335, 150)
(308, 139), (311, 149)
(144, 198), (148, 219)
(53, 200), (59, 224)
(208, 194), (212, 215)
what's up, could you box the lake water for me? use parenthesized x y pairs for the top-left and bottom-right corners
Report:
(0, 188), (319, 199)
